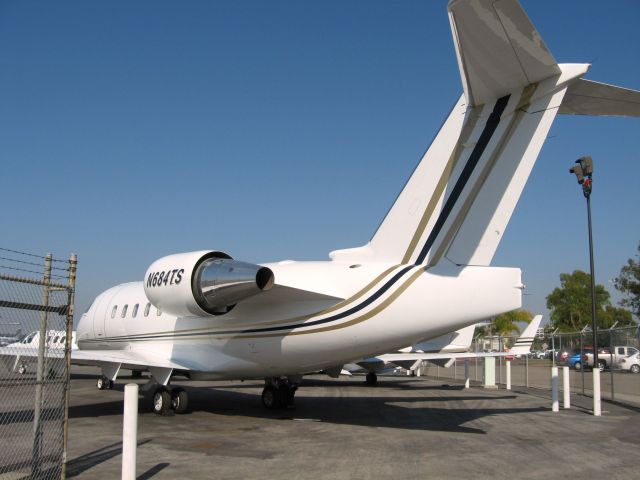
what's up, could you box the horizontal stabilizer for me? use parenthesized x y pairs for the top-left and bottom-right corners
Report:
(559, 79), (640, 117)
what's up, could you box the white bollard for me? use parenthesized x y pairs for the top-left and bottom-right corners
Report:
(593, 368), (601, 416)
(563, 366), (570, 409)
(464, 360), (470, 389)
(483, 357), (496, 388)
(551, 367), (559, 412)
(506, 361), (511, 390)
(122, 383), (139, 480)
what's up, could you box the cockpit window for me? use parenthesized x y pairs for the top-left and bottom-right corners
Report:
(144, 303), (150, 317)
(132, 304), (139, 318)
(111, 305), (117, 319)
(121, 305), (128, 318)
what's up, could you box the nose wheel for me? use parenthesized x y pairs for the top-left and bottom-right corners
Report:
(96, 376), (114, 390)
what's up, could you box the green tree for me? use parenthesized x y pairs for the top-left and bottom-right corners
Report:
(614, 242), (640, 319)
(546, 270), (634, 331)
(491, 309), (533, 336)
(600, 305), (634, 329)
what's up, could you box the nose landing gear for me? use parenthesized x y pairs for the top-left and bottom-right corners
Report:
(96, 375), (114, 390)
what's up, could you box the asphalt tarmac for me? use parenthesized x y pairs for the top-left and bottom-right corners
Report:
(65, 366), (640, 479)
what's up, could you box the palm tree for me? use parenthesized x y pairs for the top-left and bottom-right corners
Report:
(491, 309), (533, 336)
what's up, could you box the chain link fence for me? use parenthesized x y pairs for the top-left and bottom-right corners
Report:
(415, 326), (640, 407)
(0, 248), (76, 479)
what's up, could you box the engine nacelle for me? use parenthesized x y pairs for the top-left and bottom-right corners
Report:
(144, 250), (274, 317)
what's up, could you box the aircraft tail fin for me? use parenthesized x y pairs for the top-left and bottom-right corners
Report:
(330, 0), (638, 268)
(509, 314), (543, 355)
(413, 323), (477, 354)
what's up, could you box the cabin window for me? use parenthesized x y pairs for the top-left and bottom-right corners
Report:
(144, 303), (151, 317)
(121, 304), (128, 318)
(156, 307), (162, 316)
(111, 305), (117, 318)
(132, 304), (139, 318)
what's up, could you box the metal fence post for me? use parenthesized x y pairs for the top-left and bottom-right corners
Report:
(609, 325), (616, 402)
(498, 336), (503, 386)
(580, 331), (585, 395)
(32, 253), (52, 476)
(525, 353), (529, 388)
(61, 253), (77, 478)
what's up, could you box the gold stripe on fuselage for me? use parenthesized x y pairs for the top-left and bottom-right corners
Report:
(94, 264), (403, 342)
(400, 106), (482, 264)
(427, 85), (537, 266)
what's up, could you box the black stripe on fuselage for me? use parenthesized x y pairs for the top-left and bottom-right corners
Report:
(414, 95), (511, 265)
(98, 265), (417, 342)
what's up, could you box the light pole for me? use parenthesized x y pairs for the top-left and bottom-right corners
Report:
(570, 155), (601, 415)
(569, 156), (598, 364)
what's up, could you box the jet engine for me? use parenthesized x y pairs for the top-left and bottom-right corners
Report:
(144, 250), (274, 317)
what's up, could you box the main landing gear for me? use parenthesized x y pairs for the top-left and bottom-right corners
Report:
(365, 372), (378, 385)
(261, 378), (297, 410)
(144, 385), (189, 416)
(96, 375), (114, 390)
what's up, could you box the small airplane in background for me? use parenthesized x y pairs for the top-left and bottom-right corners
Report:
(346, 315), (543, 384)
(0, 330), (75, 375)
(2, 0), (639, 416)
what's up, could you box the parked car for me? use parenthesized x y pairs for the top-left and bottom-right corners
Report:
(568, 348), (594, 371)
(583, 346), (640, 371)
(618, 353), (640, 374)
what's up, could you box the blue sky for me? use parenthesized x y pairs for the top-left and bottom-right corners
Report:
(1, 0), (638, 323)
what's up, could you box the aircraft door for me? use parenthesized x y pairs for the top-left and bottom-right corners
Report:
(92, 288), (120, 340)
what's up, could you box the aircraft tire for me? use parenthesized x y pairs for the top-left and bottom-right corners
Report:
(279, 385), (297, 408)
(171, 388), (189, 414)
(261, 385), (281, 409)
(152, 388), (172, 416)
(365, 372), (377, 385)
(18, 364), (26, 375)
(96, 376), (107, 390)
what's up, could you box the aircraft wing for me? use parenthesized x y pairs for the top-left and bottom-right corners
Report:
(71, 349), (193, 372)
(0, 344), (193, 385)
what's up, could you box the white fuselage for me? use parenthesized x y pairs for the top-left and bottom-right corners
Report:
(77, 260), (521, 380)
